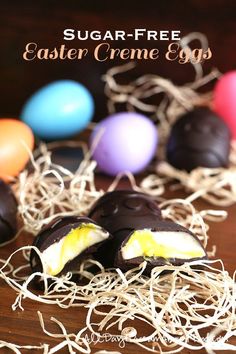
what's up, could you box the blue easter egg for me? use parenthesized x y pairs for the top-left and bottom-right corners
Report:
(20, 80), (94, 140)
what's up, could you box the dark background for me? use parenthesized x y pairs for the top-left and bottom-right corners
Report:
(0, 0), (236, 121)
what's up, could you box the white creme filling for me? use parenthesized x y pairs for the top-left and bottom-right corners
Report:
(121, 229), (205, 260)
(40, 223), (109, 276)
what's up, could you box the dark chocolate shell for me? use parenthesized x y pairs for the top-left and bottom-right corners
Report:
(0, 180), (18, 244)
(115, 220), (207, 273)
(88, 190), (162, 267)
(166, 107), (231, 172)
(88, 190), (162, 233)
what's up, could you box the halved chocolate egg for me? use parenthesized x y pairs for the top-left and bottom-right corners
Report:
(116, 220), (207, 272)
(30, 216), (111, 277)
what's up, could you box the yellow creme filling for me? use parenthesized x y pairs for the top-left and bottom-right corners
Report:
(46, 223), (99, 276)
(122, 230), (204, 259)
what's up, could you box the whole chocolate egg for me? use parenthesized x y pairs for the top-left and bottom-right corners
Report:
(166, 108), (231, 172)
(88, 190), (162, 267)
(0, 180), (18, 244)
(88, 190), (162, 234)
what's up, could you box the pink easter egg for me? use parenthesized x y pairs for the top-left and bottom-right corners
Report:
(213, 71), (236, 139)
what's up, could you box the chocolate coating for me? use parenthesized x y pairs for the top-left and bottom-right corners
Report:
(0, 180), (18, 244)
(88, 190), (162, 267)
(88, 190), (162, 232)
(166, 107), (231, 172)
(30, 215), (110, 276)
(116, 220), (207, 273)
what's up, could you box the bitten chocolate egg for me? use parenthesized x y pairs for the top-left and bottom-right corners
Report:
(88, 190), (163, 267)
(0, 180), (18, 244)
(116, 220), (207, 273)
(166, 107), (231, 172)
(30, 216), (110, 277)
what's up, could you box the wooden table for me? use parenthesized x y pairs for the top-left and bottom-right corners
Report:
(0, 173), (236, 354)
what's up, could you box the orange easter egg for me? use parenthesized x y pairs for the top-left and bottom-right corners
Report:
(0, 119), (34, 181)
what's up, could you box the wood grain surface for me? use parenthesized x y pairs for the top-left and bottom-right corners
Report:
(0, 173), (236, 354)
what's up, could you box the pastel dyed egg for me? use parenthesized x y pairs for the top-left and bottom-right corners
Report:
(90, 112), (158, 176)
(0, 119), (34, 181)
(213, 71), (236, 139)
(21, 80), (94, 140)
